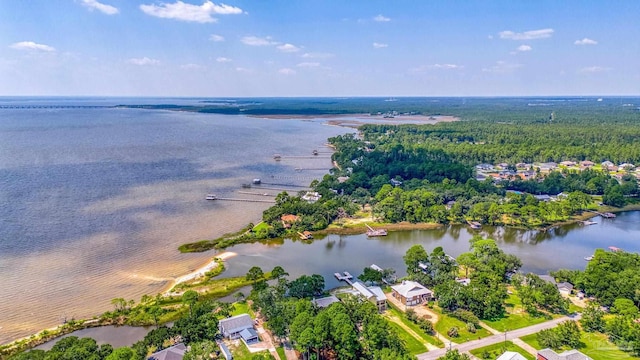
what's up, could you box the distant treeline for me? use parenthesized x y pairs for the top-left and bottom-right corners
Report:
(119, 96), (640, 121)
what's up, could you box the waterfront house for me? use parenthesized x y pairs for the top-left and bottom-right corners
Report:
(537, 348), (592, 360)
(538, 275), (557, 285)
(557, 282), (574, 296)
(351, 281), (387, 312)
(148, 343), (187, 360)
(302, 191), (322, 203)
(579, 160), (594, 167)
(219, 314), (255, 339)
(391, 280), (434, 306)
(560, 161), (576, 167)
(280, 214), (300, 228)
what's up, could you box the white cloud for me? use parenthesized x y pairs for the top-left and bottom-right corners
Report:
(127, 57), (160, 65)
(278, 68), (296, 75)
(410, 63), (463, 73)
(575, 38), (598, 45)
(277, 43), (300, 53)
(9, 41), (55, 52)
(297, 62), (320, 68)
(482, 60), (522, 73)
(80, 0), (119, 15)
(373, 42), (388, 48)
(373, 14), (390, 22)
(517, 45), (532, 52)
(235, 67), (251, 73)
(499, 28), (554, 40)
(579, 66), (610, 73)
(140, 1), (243, 23)
(301, 52), (334, 59)
(216, 57), (232, 62)
(241, 36), (277, 46)
(180, 63), (204, 70)
(209, 34), (225, 42)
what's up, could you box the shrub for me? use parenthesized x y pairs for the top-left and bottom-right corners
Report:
(447, 326), (459, 338)
(466, 322), (476, 333)
(452, 309), (479, 326)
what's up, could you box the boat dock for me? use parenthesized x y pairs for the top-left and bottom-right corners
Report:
(334, 271), (354, 285)
(237, 191), (276, 197)
(259, 182), (309, 188)
(206, 196), (275, 203)
(366, 224), (388, 237)
(467, 220), (482, 229)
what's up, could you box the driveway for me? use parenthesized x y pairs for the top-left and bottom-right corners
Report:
(416, 314), (581, 360)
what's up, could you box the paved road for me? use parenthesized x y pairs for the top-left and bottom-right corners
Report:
(416, 314), (581, 360)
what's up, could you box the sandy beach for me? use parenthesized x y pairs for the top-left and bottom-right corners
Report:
(163, 251), (237, 295)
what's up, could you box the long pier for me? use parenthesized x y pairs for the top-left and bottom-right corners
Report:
(211, 197), (275, 203)
(237, 191), (276, 197)
(260, 182), (309, 188)
(253, 186), (309, 192)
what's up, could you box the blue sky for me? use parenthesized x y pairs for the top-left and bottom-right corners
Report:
(1, 0), (638, 96)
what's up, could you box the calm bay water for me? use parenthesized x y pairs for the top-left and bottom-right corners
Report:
(0, 98), (351, 344)
(2, 97), (640, 347)
(221, 211), (640, 290)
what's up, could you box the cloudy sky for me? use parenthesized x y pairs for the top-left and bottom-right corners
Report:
(1, 0), (638, 96)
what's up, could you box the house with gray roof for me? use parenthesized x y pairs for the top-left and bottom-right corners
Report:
(351, 281), (387, 312)
(219, 314), (255, 339)
(148, 343), (186, 360)
(538, 348), (592, 360)
(391, 280), (433, 306)
(239, 328), (259, 345)
(312, 295), (340, 308)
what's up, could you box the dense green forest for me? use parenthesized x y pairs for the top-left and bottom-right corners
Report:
(179, 98), (640, 252)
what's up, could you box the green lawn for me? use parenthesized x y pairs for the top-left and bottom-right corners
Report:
(231, 301), (255, 317)
(470, 341), (535, 360)
(276, 346), (286, 360)
(229, 342), (274, 360)
(387, 321), (428, 355)
(432, 308), (491, 343)
(386, 303), (444, 347)
(520, 331), (638, 360)
(484, 292), (554, 332)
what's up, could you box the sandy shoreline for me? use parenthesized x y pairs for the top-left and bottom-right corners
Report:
(163, 251), (237, 295)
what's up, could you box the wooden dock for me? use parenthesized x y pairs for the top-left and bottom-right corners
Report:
(334, 271), (353, 285)
(260, 182), (309, 188)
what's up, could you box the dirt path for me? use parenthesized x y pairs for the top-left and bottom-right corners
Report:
(384, 312), (439, 351)
(511, 338), (538, 356)
(384, 292), (452, 344)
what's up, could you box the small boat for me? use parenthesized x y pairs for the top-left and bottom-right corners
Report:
(467, 220), (481, 229)
(580, 220), (597, 226)
(584, 255), (594, 261)
(601, 212), (616, 218)
(252, 178), (261, 184)
(205, 194), (217, 200)
(273, 154), (282, 161)
(312, 149), (319, 156)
